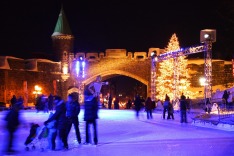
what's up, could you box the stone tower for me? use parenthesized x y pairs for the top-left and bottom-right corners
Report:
(51, 6), (74, 80)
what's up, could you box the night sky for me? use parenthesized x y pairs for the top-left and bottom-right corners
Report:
(0, 0), (233, 60)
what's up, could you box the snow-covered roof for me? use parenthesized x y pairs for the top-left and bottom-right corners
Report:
(26, 58), (60, 64)
(188, 59), (232, 65)
(1, 56), (24, 60)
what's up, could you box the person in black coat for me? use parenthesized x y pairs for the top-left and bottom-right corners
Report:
(66, 93), (81, 144)
(4, 102), (23, 154)
(83, 89), (99, 145)
(10, 95), (17, 109)
(163, 94), (170, 119)
(44, 96), (68, 150)
(180, 95), (188, 123)
(222, 90), (229, 105)
(108, 94), (112, 109)
(134, 95), (142, 118)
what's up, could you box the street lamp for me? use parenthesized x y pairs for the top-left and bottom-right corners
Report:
(33, 85), (42, 98)
(199, 77), (206, 86)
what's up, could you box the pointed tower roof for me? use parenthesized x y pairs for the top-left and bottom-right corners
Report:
(52, 6), (72, 36)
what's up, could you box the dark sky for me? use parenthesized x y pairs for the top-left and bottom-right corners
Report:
(0, 0), (233, 60)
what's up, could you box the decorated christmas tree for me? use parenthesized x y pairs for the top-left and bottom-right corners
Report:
(156, 33), (193, 102)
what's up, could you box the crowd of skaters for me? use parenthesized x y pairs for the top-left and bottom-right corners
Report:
(3, 88), (99, 154)
(130, 93), (191, 123)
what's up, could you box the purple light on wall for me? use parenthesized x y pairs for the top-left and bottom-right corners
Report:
(76, 58), (86, 78)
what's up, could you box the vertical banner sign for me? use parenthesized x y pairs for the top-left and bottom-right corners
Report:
(53, 80), (57, 95)
(232, 59), (234, 77)
(23, 81), (28, 107)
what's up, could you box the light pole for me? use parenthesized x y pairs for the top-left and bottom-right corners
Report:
(33, 85), (42, 98)
(200, 29), (216, 107)
(33, 85), (42, 106)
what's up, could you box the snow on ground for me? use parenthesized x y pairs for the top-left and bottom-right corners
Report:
(1, 109), (234, 156)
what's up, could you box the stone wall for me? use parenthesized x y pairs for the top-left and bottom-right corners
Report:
(0, 58), (61, 105)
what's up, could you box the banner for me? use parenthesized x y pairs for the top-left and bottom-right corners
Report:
(232, 59), (234, 77)
(23, 81), (28, 107)
(53, 80), (57, 95)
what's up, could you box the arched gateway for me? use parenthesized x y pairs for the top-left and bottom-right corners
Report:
(50, 7), (164, 103)
(64, 49), (157, 103)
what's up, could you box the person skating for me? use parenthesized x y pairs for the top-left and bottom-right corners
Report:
(180, 95), (188, 123)
(44, 96), (68, 150)
(163, 94), (170, 119)
(66, 93), (81, 144)
(4, 101), (23, 154)
(83, 88), (99, 146)
(145, 97), (153, 119)
(167, 101), (174, 120)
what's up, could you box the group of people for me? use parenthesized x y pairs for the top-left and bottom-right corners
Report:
(44, 90), (99, 151)
(4, 88), (99, 154)
(162, 93), (190, 123)
(35, 94), (54, 113)
(162, 94), (174, 120)
(10, 95), (24, 109)
(133, 95), (155, 119)
(132, 93), (190, 123)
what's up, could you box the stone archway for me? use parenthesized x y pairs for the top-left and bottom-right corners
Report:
(82, 70), (149, 97)
(83, 70), (148, 86)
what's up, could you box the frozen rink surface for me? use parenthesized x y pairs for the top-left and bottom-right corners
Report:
(1, 109), (234, 156)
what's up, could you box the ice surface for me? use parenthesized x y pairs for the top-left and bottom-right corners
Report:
(1, 109), (234, 156)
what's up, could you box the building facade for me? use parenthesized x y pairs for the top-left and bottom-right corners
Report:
(0, 7), (233, 107)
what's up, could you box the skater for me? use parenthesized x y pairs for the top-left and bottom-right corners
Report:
(48, 93), (54, 111)
(145, 97), (153, 119)
(126, 99), (132, 109)
(163, 94), (170, 119)
(4, 101), (23, 154)
(108, 94), (112, 109)
(44, 96), (68, 150)
(83, 88), (99, 146)
(66, 93), (81, 144)
(180, 95), (188, 123)
(46, 112), (57, 150)
(134, 95), (142, 119)
(10, 95), (17, 109)
(167, 101), (174, 120)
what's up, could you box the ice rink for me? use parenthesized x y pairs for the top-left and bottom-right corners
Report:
(1, 109), (234, 156)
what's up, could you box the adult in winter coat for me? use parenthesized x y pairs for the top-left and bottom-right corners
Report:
(83, 89), (99, 145)
(167, 102), (174, 120)
(4, 102), (23, 154)
(10, 95), (17, 109)
(222, 90), (229, 104)
(163, 94), (170, 119)
(44, 96), (68, 150)
(145, 97), (153, 119)
(66, 94), (81, 144)
(180, 95), (188, 123)
(134, 95), (142, 118)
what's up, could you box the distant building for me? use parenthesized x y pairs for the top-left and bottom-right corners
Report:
(0, 7), (233, 107)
